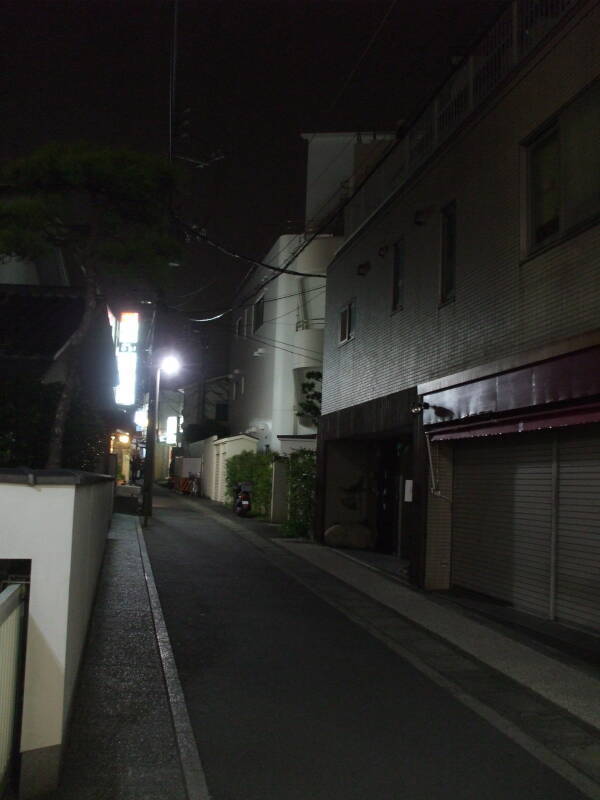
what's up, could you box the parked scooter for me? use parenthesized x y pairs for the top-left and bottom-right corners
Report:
(233, 483), (252, 516)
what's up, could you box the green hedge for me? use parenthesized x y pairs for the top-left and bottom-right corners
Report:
(225, 450), (273, 516)
(282, 449), (316, 538)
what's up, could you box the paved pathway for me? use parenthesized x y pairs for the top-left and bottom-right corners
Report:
(145, 493), (595, 800)
(41, 515), (188, 800)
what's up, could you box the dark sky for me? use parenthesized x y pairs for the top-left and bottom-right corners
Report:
(4, 0), (506, 315)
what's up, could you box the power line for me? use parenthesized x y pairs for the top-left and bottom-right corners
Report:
(262, 0), (399, 266)
(179, 3), (402, 310)
(187, 283), (326, 323)
(177, 217), (327, 278)
(215, 324), (323, 360)
(172, 275), (221, 306)
(327, 0), (400, 113)
(238, 283), (325, 310)
(243, 330), (322, 356)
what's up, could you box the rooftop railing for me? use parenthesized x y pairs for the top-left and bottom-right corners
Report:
(345, 0), (578, 238)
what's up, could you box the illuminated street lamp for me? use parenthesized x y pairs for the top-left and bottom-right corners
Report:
(160, 354), (181, 376)
(142, 354), (181, 524)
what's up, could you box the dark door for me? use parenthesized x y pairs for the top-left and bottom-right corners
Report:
(376, 441), (410, 554)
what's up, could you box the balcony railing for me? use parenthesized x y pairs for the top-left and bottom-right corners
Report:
(0, 584), (26, 794)
(344, 0), (578, 237)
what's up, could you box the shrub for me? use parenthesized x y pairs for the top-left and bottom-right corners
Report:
(225, 450), (273, 516)
(281, 449), (316, 538)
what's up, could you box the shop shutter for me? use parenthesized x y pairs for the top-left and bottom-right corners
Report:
(556, 427), (600, 632)
(452, 434), (553, 616)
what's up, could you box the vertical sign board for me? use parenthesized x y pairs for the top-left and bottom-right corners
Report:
(114, 312), (139, 406)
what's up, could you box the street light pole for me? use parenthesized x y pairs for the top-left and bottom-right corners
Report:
(142, 353), (181, 526)
(142, 364), (161, 526)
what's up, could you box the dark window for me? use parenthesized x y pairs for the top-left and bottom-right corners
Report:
(527, 80), (600, 250)
(339, 300), (355, 343)
(440, 202), (456, 303)
(215, 403), (228, 421)
(530, 127), (560, 244)
(253, 296), (264, 332)
(392, 238), (404, 311)
(235, 317), (243, 337)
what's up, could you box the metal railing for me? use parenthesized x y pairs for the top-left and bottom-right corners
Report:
(0, 584), (26, 795)
(345, 0), (578, 236)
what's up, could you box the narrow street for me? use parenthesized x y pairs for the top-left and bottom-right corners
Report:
(144, 491), (589, 800)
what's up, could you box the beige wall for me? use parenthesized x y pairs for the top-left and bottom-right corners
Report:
(189, 435), (218, 498)
(189, 434), (258, 502)
(64, 481), (113, 717)
(0, 478), (111, 795)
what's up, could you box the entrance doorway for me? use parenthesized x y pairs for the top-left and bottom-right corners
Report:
(376, 440), (411, 557)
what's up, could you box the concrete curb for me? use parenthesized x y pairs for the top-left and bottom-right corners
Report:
(136, 518), (212, 800)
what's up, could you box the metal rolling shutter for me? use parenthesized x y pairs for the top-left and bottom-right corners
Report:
(452, 434), (553, 616)
(556, 427), (600, 632)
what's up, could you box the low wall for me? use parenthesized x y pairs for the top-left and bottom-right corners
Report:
(0, 469), (113, 798)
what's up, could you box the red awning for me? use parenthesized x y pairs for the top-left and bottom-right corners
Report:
(428, 401), (600, 442)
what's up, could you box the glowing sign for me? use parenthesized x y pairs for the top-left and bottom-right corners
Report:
(134, 408), (148, 429)
(166, 415), (178, 444)
(115, 312), (139, 406)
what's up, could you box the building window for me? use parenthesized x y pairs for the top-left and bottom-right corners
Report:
(232, 381), (237, 402)
(440, 201), (456, 304)
(527, 80), (600, 250)
(530, 126), (560, 245)
(235, 317), (243, 337)
(339, 300), (355, 344)
(215, 403), (228, 421)
(240, 375), (245, 396)
(392, 238), (404, 311)
(253, 296), (264, 333)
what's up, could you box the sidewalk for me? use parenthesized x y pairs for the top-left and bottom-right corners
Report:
(39, 513), (207, 800)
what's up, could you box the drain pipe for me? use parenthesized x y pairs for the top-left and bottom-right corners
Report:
(424, 432), (452, 503)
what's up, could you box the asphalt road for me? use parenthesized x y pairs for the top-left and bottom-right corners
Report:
(144, 492), (587, 800)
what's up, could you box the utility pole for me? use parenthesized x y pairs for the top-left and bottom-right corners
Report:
(142, 363), (160, 526)
(168, 0), (179, 162)
(142, 306), (158, 525)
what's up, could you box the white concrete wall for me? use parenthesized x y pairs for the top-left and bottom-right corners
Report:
(0, 478), (111, 790)
(64, 480), (113, 713)
(212, 435), (258, 503)
(270, 459), (289, 523)
(189, 435), (218, 498)
(0, 256), (39, 285)
(323, 5), (600, 414)
(302, 133), (394, 229)
(228, 235), (336, 452)
(303, 134), (357, 227)
(154, 442), (171, 481)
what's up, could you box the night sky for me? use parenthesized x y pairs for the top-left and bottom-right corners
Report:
(4, 0), (506, 315)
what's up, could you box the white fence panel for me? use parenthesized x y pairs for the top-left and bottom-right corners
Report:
(0, 584), (25, 792)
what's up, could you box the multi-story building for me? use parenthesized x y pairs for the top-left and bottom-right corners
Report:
(188, 133), (393, 509)
(317, 0), (599, 633)
(227, 132), (393, 455)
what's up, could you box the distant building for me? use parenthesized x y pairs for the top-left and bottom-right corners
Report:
(185, 133), (393, 511)
(227, 132), (394, 455)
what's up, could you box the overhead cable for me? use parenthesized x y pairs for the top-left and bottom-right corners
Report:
(177, 217), (327, 278)
(186, 284), (325, 323)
